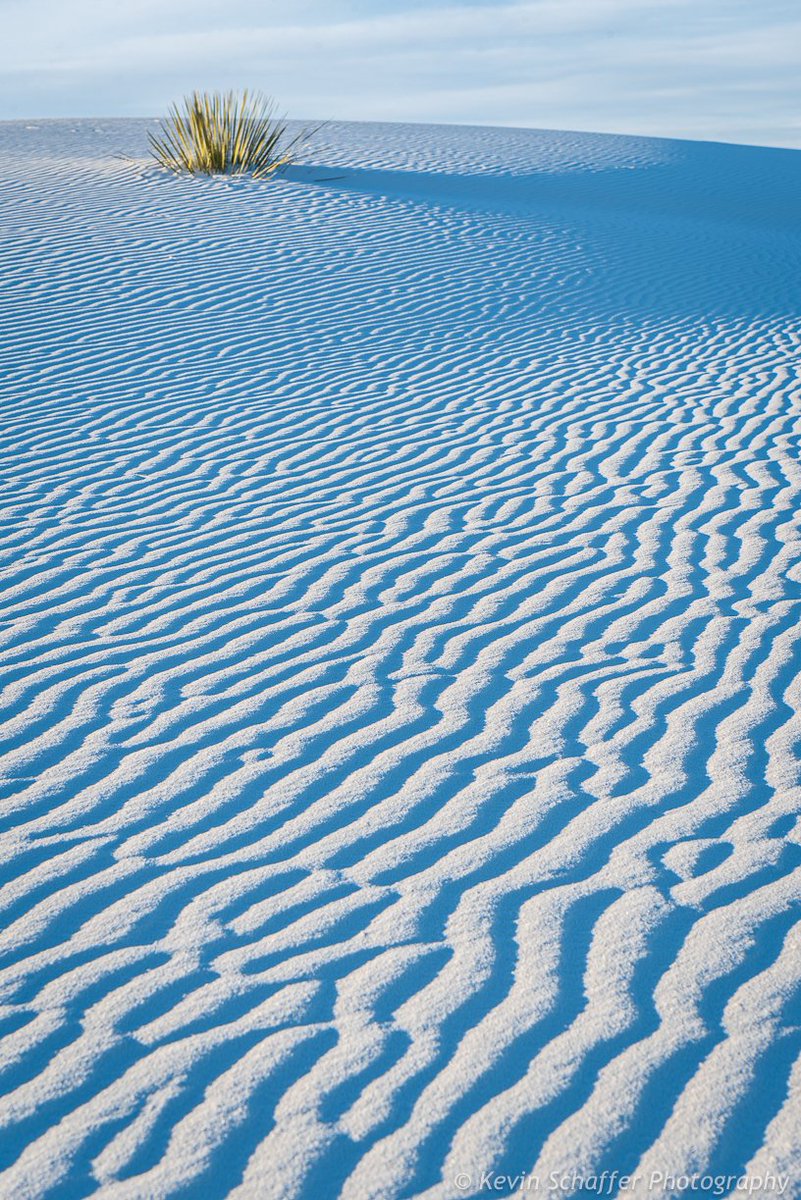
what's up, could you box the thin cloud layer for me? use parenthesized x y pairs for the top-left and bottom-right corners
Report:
(2, 0), (799, 146)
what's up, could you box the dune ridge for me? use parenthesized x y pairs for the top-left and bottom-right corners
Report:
(0, 119), (800, 1199)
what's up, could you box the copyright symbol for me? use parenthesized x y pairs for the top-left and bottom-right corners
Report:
(455, 1174), (472, 1192)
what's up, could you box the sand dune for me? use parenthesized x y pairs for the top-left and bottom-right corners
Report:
(0, 118), (800, 1199)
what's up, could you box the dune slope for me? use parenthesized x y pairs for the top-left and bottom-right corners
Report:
(0, 119), (800, 1199)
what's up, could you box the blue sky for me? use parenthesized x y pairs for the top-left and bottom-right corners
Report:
(2, 0), (799, 147)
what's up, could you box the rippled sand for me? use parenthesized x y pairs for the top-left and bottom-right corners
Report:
(0, 119), (800, 1199)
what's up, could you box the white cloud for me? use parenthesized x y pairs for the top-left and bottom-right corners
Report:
(1, 0), (799, 147)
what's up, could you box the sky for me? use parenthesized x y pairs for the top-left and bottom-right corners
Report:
(2, 0), (799, 147)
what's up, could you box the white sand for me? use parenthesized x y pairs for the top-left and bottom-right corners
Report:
(0, 119), (800, 1199)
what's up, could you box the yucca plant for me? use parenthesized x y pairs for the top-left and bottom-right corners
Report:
(148, 90), (310, 179)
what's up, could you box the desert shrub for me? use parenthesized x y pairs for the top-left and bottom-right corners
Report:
(148, 90), (311, 179)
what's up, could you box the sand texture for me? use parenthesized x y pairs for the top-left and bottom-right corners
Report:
(0, 119), (800, 1198)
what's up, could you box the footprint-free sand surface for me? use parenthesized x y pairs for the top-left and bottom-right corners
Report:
(1, 119), (800, 1199)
